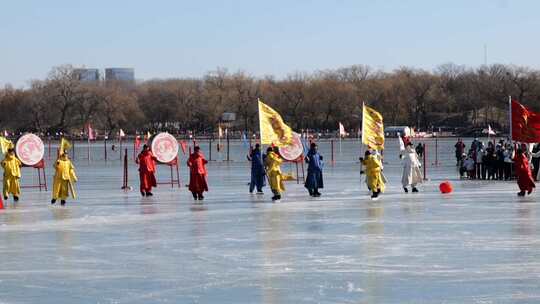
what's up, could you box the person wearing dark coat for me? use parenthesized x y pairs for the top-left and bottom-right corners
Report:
(304, 143), (324, 197)
(454, 139), (465, 166)
(531, 143), (540, 181)
(247, 144), (266, 194)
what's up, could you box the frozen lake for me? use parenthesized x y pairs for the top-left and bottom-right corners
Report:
(1, 138), (539, 303)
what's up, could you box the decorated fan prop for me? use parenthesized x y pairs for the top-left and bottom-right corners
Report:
(15, 134), (45, 166)
(279, 132), (303, 161)
(151, 132), (179, 163)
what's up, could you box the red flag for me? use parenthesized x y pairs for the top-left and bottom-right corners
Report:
(135, 136), (141, 150)
(87, 124), (95, 140)
(180, 140), (187, 155)
(512, 99), (540, 142)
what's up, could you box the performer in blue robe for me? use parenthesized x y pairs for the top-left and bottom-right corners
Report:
(247, 144), (266, 194)
(305, 143), (324, 197)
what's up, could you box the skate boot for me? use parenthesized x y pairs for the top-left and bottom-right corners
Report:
(517, 191), (526, 197)
(60, 200), (66, 206)
(51, 199), (56, 205)
(403, 187), (408, 193)
(412, 187), (419, 193)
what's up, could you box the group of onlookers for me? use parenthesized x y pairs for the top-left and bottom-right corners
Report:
(456, 138), (515, 180)
(455, 138), (540, 182)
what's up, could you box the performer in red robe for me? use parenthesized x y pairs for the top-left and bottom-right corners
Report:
(187, 146), (208, 200)
(514, 146), (535, 196)
(136, 144), (158, 197)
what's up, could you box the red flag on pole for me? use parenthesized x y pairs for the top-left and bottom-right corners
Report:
(180, 140), (187, 155)
(135, 136), (141, 150)
(87, 124), (95, 140)
(512, 99), (540, 142)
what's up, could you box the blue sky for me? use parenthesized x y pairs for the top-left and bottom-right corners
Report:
(1, 0), (539, 86)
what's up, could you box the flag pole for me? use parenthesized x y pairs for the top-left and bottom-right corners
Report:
(257, 98), (263, 148)
(119, 131), (122, 160)
(360, 102), (365, 189)
(87, 129), (90, 163)
(218, 124), (222, 161)
(508, 95), (512, 142)
(339, 131), (342, 156)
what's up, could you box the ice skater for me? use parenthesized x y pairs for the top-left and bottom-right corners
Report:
(360, 150), (385, 199)
(305, 142), (323, 197)
(247, 143), (265, 194)
(400, 142), (422, 193)
(136, 144), (158, 197)
(514, 146), (535, 196)
(265, 146), (284, 201)
(51, 152), (77, 206)
(1, 148), (22, 202)
(187, 146), (208, 200)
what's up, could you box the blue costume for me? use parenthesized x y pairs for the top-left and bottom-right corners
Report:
(248, 147), (266, 193)
(305, 147), (323, 196)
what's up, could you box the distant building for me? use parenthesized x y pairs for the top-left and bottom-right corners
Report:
(105, 68), (135, 82)
(74, 68), (100, 82)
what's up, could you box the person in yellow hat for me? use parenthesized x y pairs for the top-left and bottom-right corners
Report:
(360, 150), (385, 199)
(1, 148), (22, 202)
(265, 146), (285, 201)
(51, 152), (77, 206)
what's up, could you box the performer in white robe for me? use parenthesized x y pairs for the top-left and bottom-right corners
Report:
(401, 143), (423, 193)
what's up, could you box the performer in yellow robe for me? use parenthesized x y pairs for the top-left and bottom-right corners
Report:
(1, 148), (22, 201)
(265, 147), (285, 201)
(52, 153), (77, 206)
(360, 150), (385, 199)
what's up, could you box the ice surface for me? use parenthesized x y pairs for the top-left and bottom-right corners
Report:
(0, 138), (539, 303)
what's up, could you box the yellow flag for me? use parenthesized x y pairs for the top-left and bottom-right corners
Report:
(0, 136), (14, 154)
(60, 138), (72, 154)
(362, 103), (385, 150)
(258, 99), (293, 146)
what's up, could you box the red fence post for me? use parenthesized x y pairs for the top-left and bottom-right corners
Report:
(121, 148), (129, 190)
(331, 139), (335, 165)
(423, 143), (427, 180)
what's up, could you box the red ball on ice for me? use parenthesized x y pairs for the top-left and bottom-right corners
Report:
(439, 181), (453, 194)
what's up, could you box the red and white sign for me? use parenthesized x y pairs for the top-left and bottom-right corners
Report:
(279, 132), (303, 161)
(151, 132), (179, 163)
(15, 134), (45, 166)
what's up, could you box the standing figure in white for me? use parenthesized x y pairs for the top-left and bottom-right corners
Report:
(401, 142), (423, 193)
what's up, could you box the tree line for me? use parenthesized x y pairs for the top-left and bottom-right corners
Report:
(1, 63), (540, 136)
